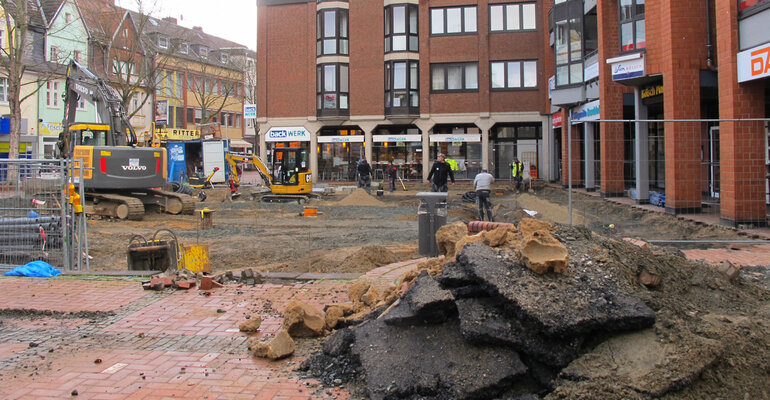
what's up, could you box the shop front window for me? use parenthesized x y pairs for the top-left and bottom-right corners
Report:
(372, 127), (423, 180)
(429, 126), (482, 180)
(488, 124), (542, 179)
(317, 128), (364, 181)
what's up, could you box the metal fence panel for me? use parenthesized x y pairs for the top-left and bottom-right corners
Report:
(0, 159), (87, 273)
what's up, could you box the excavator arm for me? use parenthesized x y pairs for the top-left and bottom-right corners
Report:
(59, 60), (137, 156)
(225, 153), (273, 188)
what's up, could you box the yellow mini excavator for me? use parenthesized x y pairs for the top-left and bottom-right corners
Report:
(225, 148), (316, 203)
(57, 60), (195, 219)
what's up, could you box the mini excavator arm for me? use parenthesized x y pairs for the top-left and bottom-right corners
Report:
(225, 153), (273, 188)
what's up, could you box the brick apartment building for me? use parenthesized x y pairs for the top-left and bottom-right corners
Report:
(257, 0), (769, 226)
(257, 0), (553, 182)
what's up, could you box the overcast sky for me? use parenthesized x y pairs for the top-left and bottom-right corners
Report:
(115, 0), (257, 50)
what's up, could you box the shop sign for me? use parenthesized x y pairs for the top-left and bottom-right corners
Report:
(429, 134), (481, 143)
(552, 112), (562, 128)
(570, 100), (600, 124)
(608, 54), (645, 81)
(39, 121), (63, 136)
(244, 104), (257, 119)
(372, 134), (422, 143)
(548, 75), (555, 98)
(157, 128), (200, 141)
(641, 84), (664, 99)
(266, 127), (311, 142)
(317, 135), (365, 143)
(584, 61), (599, 82)
(737, 42), (770, 83)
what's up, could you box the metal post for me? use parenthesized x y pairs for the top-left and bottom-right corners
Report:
(61, 160), (70, 270)
(76, 162), (84, 271)
(567, 112), (573, 226)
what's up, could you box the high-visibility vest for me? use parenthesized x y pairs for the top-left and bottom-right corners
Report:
(446, 158), (459, 171)
(511, 162), (523, 177)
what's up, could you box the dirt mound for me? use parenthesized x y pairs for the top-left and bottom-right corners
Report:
(266, 245), (400, 274)
(300, 223), (770, 399)
(330, 189), (387, 207)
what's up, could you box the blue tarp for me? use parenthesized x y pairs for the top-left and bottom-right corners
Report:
(4, 261), (61, 277)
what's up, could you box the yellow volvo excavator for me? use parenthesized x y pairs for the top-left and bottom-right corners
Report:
(225, 148), (316, 203)
(57, 60), (195, 219)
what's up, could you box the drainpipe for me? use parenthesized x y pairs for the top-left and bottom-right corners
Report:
(705, 0), (718, 71)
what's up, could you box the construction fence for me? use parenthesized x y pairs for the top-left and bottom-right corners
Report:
(0, 159), (89, 273)
(538, 118), (770, 234)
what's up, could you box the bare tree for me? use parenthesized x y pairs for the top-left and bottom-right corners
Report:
(181, 53), (243, 132)
(0, 0), (48, 162)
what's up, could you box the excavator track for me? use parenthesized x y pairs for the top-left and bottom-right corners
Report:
(86, 193), (145, 220)
(145, 189), (196, 215)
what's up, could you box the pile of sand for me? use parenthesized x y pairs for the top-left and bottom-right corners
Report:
(331, 189), (387, 207)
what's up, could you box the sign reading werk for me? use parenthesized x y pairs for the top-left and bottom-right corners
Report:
(266, 127), (311, 142)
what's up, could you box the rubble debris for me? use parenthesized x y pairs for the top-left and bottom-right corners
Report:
(240, 268), (263, 285)
(247, 329), (295, 360)
(238, 316), (262, 332)
(435, 221), (468, 257)
(353, 318), (528, 400)
(638, 269), (661, 287)
(381, 271), (456, 326)
(199, 276), (223, 291)
(715, 261), (740, 281)
(457, 243), (654, 337)
(282, 300), (325, 338)
(518, 232), (569, 274)
(324, 306), (344, 330)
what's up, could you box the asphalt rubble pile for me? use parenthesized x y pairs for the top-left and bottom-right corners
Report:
(299, 219), (770, 400)
(142, 268), (264, 291)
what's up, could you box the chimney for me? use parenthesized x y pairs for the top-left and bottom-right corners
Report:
(163, 17), (177, 25)
(193, 26), (203, 32)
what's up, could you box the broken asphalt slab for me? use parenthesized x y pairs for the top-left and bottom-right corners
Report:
(453, 243), (656, 338)
(352, 318), (528, 400)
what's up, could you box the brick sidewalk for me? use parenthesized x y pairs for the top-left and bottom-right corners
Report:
(682, 243), (770, 267)
(0, 271), (388, 400)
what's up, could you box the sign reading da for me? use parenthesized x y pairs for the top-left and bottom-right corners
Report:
(266, 127), (311, 142)
(737, 42), (770, 83)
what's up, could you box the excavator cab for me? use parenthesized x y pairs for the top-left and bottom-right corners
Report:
(270, 147), (312, 195)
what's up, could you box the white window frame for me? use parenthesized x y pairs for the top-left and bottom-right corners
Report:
(0, 77), (8, 104)
(179, 42), (188, 54)
(491, 60), (538, 89)
(490, 3), (537, 32)
(430, 62), (479, 92)
(157, 36), (169, 49)
(430, 6), (478, 35)
(220, 53), (229, 64)
(199, 46), (208, 59)
(46, 81), (60, 108)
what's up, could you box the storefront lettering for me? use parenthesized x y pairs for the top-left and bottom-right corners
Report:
(157, 129), (200, 141)
(641, 85), (664, 99)
(750, 46), (770, 77)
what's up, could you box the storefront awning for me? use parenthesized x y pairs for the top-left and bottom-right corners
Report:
(230, 139), (252, 149)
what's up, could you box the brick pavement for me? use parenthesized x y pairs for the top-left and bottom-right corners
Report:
(682, 243), (770, 267)
(0, 272), (382, 400)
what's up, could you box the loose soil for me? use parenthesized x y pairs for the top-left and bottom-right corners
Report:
(85, 183), (762, 273)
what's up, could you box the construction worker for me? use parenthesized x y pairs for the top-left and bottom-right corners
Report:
(357, 157), (373, 193)
(426, 153), (455, 192)
(387, 161), (398, 192)
(445, 156), (459, 172)
(473, 168), (495, 221)
(511, 157), (524, 193)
